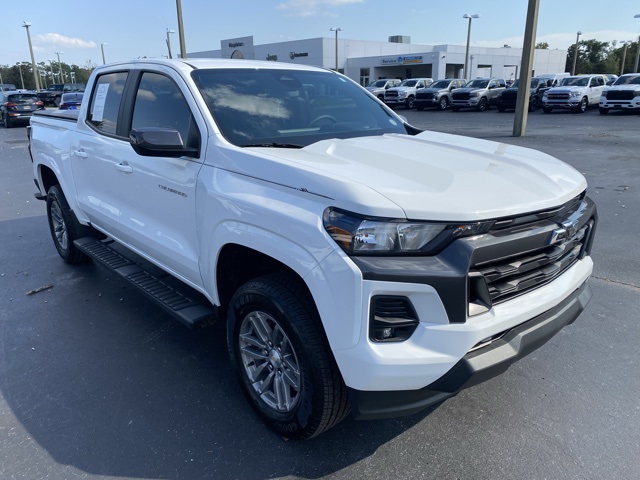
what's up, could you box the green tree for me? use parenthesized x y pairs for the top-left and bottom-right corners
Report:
(535, 41), (549, 49)
(565, 39), (618, 74)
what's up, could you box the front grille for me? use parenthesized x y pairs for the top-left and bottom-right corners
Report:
(385, 91), (398, 99)
(472, 221), (592, 305)
(417, 92), (434, 100)
(548, 93), (570, 100)
(467, 194), (596, 315)
(501, 91), (517, 102)
(452, 92), (470, 101)
(605, 90), (635, 101)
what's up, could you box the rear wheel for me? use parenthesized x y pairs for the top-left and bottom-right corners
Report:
(46, 185), (89, 264)
(227, 273), (350, 440)
(3, 112), (12, 128)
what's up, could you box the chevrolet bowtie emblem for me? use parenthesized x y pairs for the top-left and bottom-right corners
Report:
(548, 219), (579, 245)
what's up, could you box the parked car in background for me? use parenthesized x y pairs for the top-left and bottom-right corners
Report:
(384, 78), (433, 109)
(38, 83), (86, 107)
(536, 73), (569, 87)
(0, 84), (18, 92)
(450, 78), (506, 111)
(542, 74), (607, 113)
(1, 91), (44, 127)
(365, 78), (401, 100)
(497, 77), (550, 112)
(414, 79), (466, 111)
(59, 92), (84, 110)
(599, 73), (640, 114)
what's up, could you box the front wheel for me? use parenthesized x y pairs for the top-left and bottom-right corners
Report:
(46, 185), (89, 264)
(543, 106), (553, 114)
(476, 97), (488, 112)
(405, 96), (415, 109)
(575, 97), (588, 113)
(227, 273), (350, 440)
(451, 106), (460, 112)
(599, 107), (609, 115)
(438, 97), (449, 111)
(529, 97), (538, 112)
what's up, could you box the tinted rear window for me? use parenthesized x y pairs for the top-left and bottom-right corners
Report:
(8, 94), (39, 104)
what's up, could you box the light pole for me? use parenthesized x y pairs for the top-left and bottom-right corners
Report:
(620, 40), (631, 75)
(166, 29), (175, 59)
(634, 15), (640, 73)
(463, 14), (480, 80)
(48, 59), (56, 84)
(571, 31), (582, 75)
(330, 27), (342, 71)
(17, 63), (25, 89)
(175, 0), (187, 59)
(22, 22), (41, 91)
(55, 51), (65, 82)
(101, 43), (107, 65)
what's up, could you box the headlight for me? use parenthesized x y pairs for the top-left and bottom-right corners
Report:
(570, 91), (581, 97)
(323, 208), (493, 255)
(398, 91), (407, 98)
(634, 91), (640, 97)
(469, 92), (479, 97)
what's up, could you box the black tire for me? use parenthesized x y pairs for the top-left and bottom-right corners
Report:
(529, 97), (538, 112)
(543, 106), (553, 114)
(54, 96), (61, 108)
(497, 106), (506, 112)
(46, 185), (89, 264)
(227, 273), (350, 440)
(476, 97), (488, 112)
(3, 112), (13, 128)
(575, 97), (588, 113)
(451, 106), (460, 112)
(416, 105), (424, 111)
(599, 107), (609, 115)
(405, 96), (415, 109)
(438, 97), (449, 111)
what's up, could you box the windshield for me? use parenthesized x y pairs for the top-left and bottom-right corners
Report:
(464, 79), (489, 88)
(7, 94), (39, 104)
(614, 74), (640, 85)
(191, 68), (406, 148)
(429, 80), (451, 89)
(367, 80), (388, 88)
(47, 84), (64, 91)
(510, 79), (540, 88)
(560, 77), (589, 87)
(400, 79), (417, 87)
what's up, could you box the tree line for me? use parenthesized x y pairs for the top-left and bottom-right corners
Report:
(2, 38), (638, 90)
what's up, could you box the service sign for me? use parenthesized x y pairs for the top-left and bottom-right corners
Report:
(381, 55), (423, 66)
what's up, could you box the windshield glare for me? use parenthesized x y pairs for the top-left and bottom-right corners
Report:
(400, 79), (417, 87)
(560, 77), (589, 87)
(430, 81), (450, 89)
(191, 68), (406, 147)
(614, 75), (640, 85)
(465, 80), (489, 88)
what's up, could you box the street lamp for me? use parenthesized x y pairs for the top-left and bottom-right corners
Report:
(22, 21), (41, 91)
(571, 31), (582, 75)
(463, 14), (480, 80)
(166, 29), (175, 59)
(330, 27), (342, 71)
(55, 51), (65, 82)
(634, 14), (640, 73)
(620, 40), (632, 76)
(101, 43), (107, 65)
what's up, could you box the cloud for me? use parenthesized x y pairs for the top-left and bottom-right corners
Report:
(276, 0), (363, 17)
(34, 33), (97, 50)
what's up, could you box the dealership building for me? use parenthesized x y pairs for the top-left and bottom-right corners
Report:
(189, 35), (567, 85)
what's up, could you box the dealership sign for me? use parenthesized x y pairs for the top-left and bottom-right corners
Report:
(381, 55), (423, 65)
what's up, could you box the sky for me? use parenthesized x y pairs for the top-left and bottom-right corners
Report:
(1, 0), (640, 68)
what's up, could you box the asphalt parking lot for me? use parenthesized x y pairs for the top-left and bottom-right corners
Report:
(1, 106), (639, 480)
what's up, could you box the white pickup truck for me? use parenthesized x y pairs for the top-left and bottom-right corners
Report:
(542, 74), (607, 113)
(28, 59), (597, 439)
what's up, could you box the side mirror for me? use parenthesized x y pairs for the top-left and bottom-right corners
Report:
(129, 127), (198, 158)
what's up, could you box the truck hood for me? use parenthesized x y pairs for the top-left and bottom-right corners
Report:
(548, 86), (587, 94)
(388, 86), (414, 93)
(454, 87), (486, 95)
(605, 85), (640, 92)
(220, 131), (586, 222)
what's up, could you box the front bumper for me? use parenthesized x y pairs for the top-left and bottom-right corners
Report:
(451, 98), (480, 108)
(542, 99), (581, 109)
(600, 99), (640, 110)
(349, 280), (592, 419)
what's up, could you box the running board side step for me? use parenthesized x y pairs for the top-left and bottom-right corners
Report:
(74, 237), (215, 329)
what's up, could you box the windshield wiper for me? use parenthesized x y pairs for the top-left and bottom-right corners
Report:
(241, 142), (304, 149)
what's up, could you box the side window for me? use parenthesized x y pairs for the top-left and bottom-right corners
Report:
(131, 72), (200, 151)
(87, 71), (128, 136)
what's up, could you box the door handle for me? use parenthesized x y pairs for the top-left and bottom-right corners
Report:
(115, 162), (133, 173)
(73, 150), (88, 158)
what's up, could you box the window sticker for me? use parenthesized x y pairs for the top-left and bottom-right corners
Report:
(92, 83), (110, 122)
